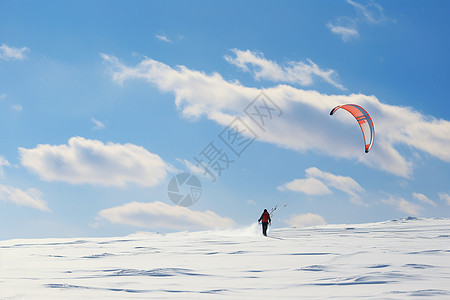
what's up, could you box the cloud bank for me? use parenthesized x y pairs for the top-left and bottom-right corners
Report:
(99, 201), (235, 230)
(279, 167), (365, 204)
(102, 51), (450, 178)
(19, 137), (171, 187)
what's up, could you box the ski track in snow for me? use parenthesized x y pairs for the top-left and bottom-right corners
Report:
(1, 218), (450, 299)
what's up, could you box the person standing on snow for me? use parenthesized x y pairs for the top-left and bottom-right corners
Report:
(258, 209), (271, 236)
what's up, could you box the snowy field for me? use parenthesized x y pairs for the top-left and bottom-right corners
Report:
(1, 217), (449, 299)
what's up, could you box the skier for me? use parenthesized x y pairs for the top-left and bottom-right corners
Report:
(258, 209), (271, 236)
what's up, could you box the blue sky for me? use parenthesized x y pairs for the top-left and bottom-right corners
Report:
(1, 0), (449, 239)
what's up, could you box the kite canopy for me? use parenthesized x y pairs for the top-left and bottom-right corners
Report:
(330, 104), (375, 153)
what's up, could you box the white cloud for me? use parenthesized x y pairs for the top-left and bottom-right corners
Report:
(0, 93), (6, 99)
(100, 52), (256, 120)
(101, 52), (450, 178)
(306, 167), (365, 204)
(285, 213), (327, 227)
(0, 184), (50, 212)
(0, 156), (11, 177)
(279, 177), (331, 195)
(0, 43), (29, 61)
(438, 192), (450, 206)
(11, 104), (22, 112)
(91, 117), (105, 130)
(327, 19), (359, 42)
(99, 201), (235, 230)
(225, 49), (345, 90)
(381, 195), (423, 216)
(155, 33), (173, 43)
(19, 136), (172, 187)
(279, 167), (364, 204)
(412, 192), (436, 207)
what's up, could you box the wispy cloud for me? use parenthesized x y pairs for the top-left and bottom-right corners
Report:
(155, 33), (173, 43)
(99, 201), (235, 230)
(347, 0), (386, 24)
(438, 192), (450, 206)
(0, 156), (11, 177)
(412, 192), (436, 207)
(327, 18), (359, 42)
(19, 136), (172, 187)
(91, 117), (105, 130)
(279, 167), (364, 204)
(225, 49), (345, 90)
(0, 184), (50, 212)
(285, 213), (327, 227)
(0, 43), (29, 61)
(177, 158), (209, 179)
(328, 0), (387, 42)
(381, 195), (423, 215)
(101, 52), (450, 178)
(11, 104), (22, 112)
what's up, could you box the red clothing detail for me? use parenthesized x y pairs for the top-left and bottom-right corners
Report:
(262, 211), (270, 222)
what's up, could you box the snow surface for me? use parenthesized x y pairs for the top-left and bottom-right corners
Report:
(1, 217), (450, 299)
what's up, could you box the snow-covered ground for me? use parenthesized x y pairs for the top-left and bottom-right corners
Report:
(1, 217), (449, 299)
